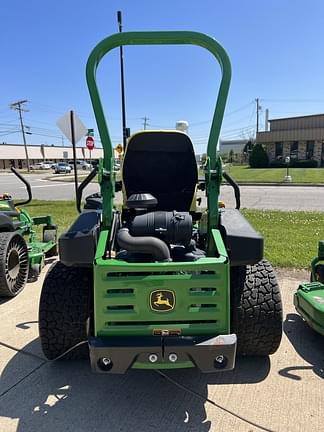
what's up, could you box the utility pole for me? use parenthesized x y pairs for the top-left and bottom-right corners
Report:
(255, 98), (261, 135)
(10, 99), (30, 172)
(141, 116), (149, 130)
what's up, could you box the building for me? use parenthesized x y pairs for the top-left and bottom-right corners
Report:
(0, 143), (120, 169)
(257, 113), (324, 166)
(218, 139), (249, 162)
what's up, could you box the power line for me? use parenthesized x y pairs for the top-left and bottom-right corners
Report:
(141, 116), (149, 130)
(255, 98), (261, 134)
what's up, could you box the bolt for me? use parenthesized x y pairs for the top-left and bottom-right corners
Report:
(97, 357), (113, 371)
(149, 353), (158, 363)
(168, 353), (178, 363)
(215, 355), (224, 364)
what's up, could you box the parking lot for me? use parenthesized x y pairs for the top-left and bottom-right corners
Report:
(0, 266), (323, 432)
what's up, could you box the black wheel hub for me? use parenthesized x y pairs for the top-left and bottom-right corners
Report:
(5, 236), (29, 295)
(7, 249), (20, 279)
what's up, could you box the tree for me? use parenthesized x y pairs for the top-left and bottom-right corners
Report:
(229, 149), (234, 163)
(249, 143), (269, 168)
(200, 153), (207, 168)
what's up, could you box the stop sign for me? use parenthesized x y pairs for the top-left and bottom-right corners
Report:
(86, 136), (94, 150)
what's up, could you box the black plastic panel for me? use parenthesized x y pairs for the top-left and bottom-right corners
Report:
(89, 334), (236, 374)
(59, 210), (100, 267)
(219, 208), (263, 266)
(0, 213), (18, 231)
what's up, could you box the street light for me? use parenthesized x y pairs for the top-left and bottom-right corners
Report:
(284, 156), (292, 182)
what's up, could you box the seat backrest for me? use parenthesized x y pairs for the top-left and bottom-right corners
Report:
(122, 131), (198, 211)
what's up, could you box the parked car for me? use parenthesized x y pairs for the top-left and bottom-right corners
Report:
(46, 161), (56, 169)
(114, 160), (121, 171)
(68, 160), (92, 170)
(54, 162), (72, 174)
(30, 162), (50, 170)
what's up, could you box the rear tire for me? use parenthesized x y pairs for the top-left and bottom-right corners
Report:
(39, 261), (92, 360)
(231, 260), (282, 356)
(0, 232), (29, 297)
(43, 229), (58, 258)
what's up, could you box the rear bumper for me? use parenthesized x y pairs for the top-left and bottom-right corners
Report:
(89, 334), (237, 374)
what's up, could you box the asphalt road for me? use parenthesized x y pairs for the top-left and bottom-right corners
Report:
(0, 266), (323, 432)
(1, 171), (324, 211)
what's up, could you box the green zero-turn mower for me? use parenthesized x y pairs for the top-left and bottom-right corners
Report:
(294, 240), (324, 336)
(39, 31), (283, 373)
(0, 168), (57, 297)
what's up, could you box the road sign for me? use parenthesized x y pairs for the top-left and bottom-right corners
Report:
(57, 111), (87, 144)
(86, 136), (95, 151)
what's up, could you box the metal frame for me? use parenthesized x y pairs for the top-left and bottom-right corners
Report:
(86, 31), (231, 235)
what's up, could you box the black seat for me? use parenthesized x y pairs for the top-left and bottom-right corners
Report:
(122, 131), (198, 211)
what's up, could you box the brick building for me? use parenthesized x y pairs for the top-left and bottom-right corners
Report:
(256, 113), (324, 167)
(0, 143), (120, 169)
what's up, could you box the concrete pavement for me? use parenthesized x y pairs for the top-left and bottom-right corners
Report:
(0, 265), (323, 432)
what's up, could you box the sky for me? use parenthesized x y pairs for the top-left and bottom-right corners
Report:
(1, 0), (324, 154)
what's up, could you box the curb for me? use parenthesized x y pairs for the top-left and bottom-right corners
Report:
(227, 182), (324, 187)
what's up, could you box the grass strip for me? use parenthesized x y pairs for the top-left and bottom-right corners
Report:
(25, 201), (324, 269)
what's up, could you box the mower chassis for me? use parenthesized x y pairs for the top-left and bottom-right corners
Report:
(90, 229), (237, 373)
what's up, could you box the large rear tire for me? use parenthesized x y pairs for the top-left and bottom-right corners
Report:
(231, 259), (283, 356)
(0, 232), (29, 297)
(39, 261), (92, 360)
(43, 229), (58, 258)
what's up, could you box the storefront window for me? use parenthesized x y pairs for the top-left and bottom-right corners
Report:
(275, 142), (283, 159)
(290, 141), (298, 159)
(306, 141), (314, 160)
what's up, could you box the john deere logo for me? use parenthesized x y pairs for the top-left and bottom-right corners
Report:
(150, 290), (175, 312)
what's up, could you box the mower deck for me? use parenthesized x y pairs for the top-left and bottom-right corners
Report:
(294, 282), (324, 336)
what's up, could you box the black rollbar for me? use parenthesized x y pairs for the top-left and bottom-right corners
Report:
(10, 167), (32, 206)
(76, 167), (98, 213)
(223, 171), (240, 210)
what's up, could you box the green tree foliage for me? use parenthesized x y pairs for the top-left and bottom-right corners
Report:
(229, 149), (234, 163)
(249, 143), (269, 168)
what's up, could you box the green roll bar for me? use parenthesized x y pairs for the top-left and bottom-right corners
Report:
(86, 31), (231, 238)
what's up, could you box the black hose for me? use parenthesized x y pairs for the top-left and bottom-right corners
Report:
(117, 228), (171, 262)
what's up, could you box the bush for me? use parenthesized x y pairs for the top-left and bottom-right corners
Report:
(269, 160), (286, 168)
(290, 159), (318, 168)
(249, 144), (269, 168)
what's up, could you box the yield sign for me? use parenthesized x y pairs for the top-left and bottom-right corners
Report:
(57, 111), (87, 144)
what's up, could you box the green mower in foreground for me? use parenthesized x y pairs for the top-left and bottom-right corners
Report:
(294, 241), (324, 336)
(39, 31), (283, 373)
(0, 168), (57, 297)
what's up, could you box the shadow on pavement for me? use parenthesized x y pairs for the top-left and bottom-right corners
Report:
(0, 338), (271, 432)
(279, 313), (324, 380)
